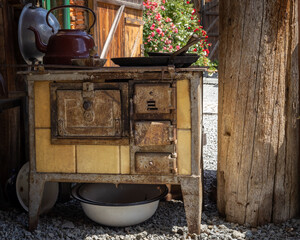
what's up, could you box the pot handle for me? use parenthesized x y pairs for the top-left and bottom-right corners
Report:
(46, 5), (96, 33)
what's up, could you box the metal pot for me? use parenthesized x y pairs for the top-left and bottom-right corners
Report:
(28, 5), (98, 65)
(18, 3), (60, 64)
(16, 162), (59, 214)
(71, 183), (168, 227)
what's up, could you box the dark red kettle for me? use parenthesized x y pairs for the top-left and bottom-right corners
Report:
(28, 5), (98, 65)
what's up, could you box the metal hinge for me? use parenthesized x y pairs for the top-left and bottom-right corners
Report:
(168, 87), (176, 110)
(168, 125), (176, 142)
(169, 155), (177, 174)
(82, 82), (94, 98)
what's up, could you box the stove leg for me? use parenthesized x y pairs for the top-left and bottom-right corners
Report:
(180, 176), (202, 234)
(28, 176), (45, 231)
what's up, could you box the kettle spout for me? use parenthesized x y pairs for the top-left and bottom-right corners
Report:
(28, 26), (48, 53)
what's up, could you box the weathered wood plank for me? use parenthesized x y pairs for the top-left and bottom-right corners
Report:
(218, 0), (299, 226)
(0, 1), (25, 192)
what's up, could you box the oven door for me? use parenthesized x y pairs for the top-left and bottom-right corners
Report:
(133, 83), (175, 120)
(50, 82), (129, 144)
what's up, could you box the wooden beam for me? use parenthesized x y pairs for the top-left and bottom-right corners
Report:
(206, 16), (219, 33)
(125, 17), (144, 26)
(204, 11), (219, 16)
(207, 33), (219, 37)
(208, 40), (219, 59)
(96, 0), (144, 10)
(204, 0), (218, 11)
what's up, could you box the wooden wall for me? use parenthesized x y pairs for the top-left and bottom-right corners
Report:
(70, 0), (87, 30)
(91, 0), (144, 66)
(202, 0), (219, 61)
(193, 0), (219, 61)
(0, 0), (26, 196)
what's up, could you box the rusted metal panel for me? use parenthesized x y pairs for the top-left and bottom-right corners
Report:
(56, 89), (121, 137)
(31, 172), (182, 184)
(129, 81), (178, 175)
(134, 121), (175, 146)
(50, 82), (129, 144)
(133, 84), (175, 114)
(18, 66), (205, 76)
(135, 152), (177, 174)
(51, 138), (129, 145)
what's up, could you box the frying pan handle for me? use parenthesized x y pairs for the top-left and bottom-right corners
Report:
(46, 5), (96, 33)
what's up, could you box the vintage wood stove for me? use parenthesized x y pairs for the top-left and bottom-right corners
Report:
(22, 66), (204, 234)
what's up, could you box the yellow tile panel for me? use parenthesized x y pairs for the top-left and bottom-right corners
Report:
(120, 146), (130, 174)
(76, 145), (120, 174)
(35, 129), (76, 173)
(177, 80), (191, 129)
(34, 81), (51, 128)
(177, 130), (191, 175)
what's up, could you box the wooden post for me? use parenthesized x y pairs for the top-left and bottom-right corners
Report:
(218, 0), (299, 226)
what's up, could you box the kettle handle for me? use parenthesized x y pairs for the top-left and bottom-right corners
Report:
(46, 5), (96, 33)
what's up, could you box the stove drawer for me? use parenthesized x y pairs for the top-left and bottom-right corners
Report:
(134, 121), (175, 146)
(133, 84), (175, 114)
(50, 82), (129, 143)
(135, 152), (177, 174)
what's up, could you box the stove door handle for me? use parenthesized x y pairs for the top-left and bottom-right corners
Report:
(83, 100), (92, 110)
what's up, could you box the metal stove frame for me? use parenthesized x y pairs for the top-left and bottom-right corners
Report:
(21, 66), (204, 234)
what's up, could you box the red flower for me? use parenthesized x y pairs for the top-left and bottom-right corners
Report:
(193, 48), (197, 52)
(205, 49), (210, 55)
(187, 1), (190, 3)
(191, 16), (194, 20)
(193, 28), (199, 32)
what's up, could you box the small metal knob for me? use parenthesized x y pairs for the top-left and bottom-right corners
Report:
(83, 100), (92, 110)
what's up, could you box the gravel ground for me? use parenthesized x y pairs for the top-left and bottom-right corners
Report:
(1, 80), (300, 239)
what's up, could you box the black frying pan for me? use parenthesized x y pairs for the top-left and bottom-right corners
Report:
(112, 34), (202, 68)
(111, 55), (199, 68)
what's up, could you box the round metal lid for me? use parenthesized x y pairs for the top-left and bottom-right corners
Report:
(18, 3), (60, 65)
(16, 162), (59, 214)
